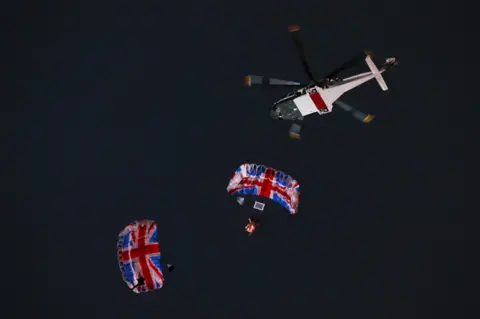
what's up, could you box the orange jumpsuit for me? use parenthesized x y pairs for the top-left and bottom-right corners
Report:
(245, 218), (257, 235)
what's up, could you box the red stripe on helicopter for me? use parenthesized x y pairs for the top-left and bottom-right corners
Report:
(309, 91), (328, 112)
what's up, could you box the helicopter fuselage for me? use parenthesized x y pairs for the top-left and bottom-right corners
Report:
(269, 61), (394, 122)
(270, 84), (332, 121)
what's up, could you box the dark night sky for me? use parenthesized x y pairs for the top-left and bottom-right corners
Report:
(13, 0), (471, 318)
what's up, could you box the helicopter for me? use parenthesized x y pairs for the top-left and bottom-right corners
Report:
(244, 24), (399, 139)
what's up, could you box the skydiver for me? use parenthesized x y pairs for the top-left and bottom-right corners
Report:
(130, 277), (145, 291)
(245, 215), (260, 236)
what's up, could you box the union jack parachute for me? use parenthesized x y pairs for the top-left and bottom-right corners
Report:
(227, 163), (300, 214)
(117, 220), (164, 293)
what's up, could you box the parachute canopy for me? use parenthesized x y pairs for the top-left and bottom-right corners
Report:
(117, 220), (164, 293)
(227, 163), (300, 214)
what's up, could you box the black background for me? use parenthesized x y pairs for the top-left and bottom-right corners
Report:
(13, 0), (471, 318)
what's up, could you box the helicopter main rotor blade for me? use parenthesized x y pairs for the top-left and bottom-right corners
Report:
(288, 25), (319, 85)
(289, 123), (302, 140)
(244, 75), (305, 88)
(323, 52), (366, 80)
(334, 100), (375, 124)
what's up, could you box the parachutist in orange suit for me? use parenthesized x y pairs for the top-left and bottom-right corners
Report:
(245, 215), (260, 236)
